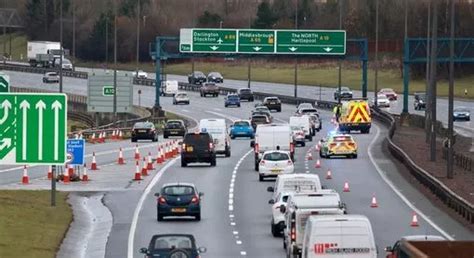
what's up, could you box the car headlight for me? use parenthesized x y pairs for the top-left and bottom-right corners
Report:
(419, 100), (423, 103)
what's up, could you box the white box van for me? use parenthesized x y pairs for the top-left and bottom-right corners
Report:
(267, 174), (322, 203)
(302, 215), (377, 258)
(253, 124), (294, 171)
(199, 119), (231, 157)
(290, 116), (313, 141)
(161, 80), (179, 96)
(283, 190), (346, 257)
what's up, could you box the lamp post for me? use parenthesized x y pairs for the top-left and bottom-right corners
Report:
(337, 0), (343, 104)
(447, 0), (455, 179)
(374, 0), (379, 107)
(293, 0), (298, 98)
(135, 0), (140, 78)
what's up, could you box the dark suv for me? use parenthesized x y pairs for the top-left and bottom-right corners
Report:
(414, 92), (427, 110)
(263, 97), (282, 112)
(238, 88), (254, 102)
(250, 114), (270, 130)
(154, 183), (203, 221)
(334, 86), (353, 100)
(163, 120), (187, 138)
(200, 83), (219, 97)
(188, 71), (207, 85)
(140, 234), (206, 258)
(181, 132), (217, 167)
(131, 122), (158, 142)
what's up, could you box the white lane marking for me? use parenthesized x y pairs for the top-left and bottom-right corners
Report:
(273, 117), (287, 123)
(240, 251), (247, 256)
(127, 158), (178, 258)
(213, 108), (223, 111)
(181, 109), (190, 113)
(236, 240), (242, 245)
(205, 110), (239, 122)
(368, 124), (454, 240)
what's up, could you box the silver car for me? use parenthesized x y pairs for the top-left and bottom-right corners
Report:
(42, 72), (59, 83)
(173, 92), (190, 105)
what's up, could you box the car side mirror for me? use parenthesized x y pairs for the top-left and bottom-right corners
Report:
(154, 193), (160, 197)
(385, 246), (393, 252)
(139, 247), (148, 254)
(267, 186), (274, 192)
(199, 192), (204, 197)
(250, 140), (255, 148)
(279, 204), (286, 213)
(268, 199), (275, 204)
(198, 247), (207, 253)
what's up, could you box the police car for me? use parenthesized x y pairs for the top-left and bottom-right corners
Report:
(319, 133), (358, 159)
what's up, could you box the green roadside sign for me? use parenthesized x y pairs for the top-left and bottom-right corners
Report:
(102, 86), (115, 96)
(0, 73), (10, 92)
(276, 30), (346, 55)
(0, 93), (67, 165)
(179, 28), (346, 55)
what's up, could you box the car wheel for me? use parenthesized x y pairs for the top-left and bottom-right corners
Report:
(309, 136), (313, 142)
(152, 137), (158, 142)
(210, 158), (216, 167)
(181, 160), (187, 167)
(237, 104), (241, 107)
(225, 104), (228, 108)
(250, 98), (254, 102)
(254, 162), (259, 171)
(195, 213), (201, 221)
(259, 174), (264, 182)
(225, 148), (231, 157)
(277, 108), (281, 112)
(157, 214), (164, 221)
(271, 221), (281, 237)
(353, 154), (358, 159)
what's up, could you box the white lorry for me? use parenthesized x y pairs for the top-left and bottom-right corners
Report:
(282, 190), (347, 257)
(252, 124), (294, 171)
(27, 41), (62, 68)
(199, 119), (231, 157)
(301, 215), (377, 258)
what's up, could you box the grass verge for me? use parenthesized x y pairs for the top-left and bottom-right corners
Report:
(0, 190), (73, 258)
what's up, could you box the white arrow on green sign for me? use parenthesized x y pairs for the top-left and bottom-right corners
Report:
(0, 93), (67, 165)
(0, 73), (10, 92)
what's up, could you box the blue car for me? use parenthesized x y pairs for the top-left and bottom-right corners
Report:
(230, 120), (254, 139)
(225, 94), (241, 107)
(140, 234), (207, 258)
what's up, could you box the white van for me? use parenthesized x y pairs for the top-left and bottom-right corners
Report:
(161, 80), (179, 96)
(290, 116), (313, 141)
(302, 215), (377, 258)
(253, 124), (294, 171)
(283, 190), (346, 256)
(267, 174), (322, 203)
(199, 119), (231, 157)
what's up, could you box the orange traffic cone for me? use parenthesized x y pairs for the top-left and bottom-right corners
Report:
(315, 144), (320, 151)
(21, 165), (29, 184)
(82, 164), (89, 182)
(47, 165), (52, 180)
(111, 130), (116, 140)
(90, 132), (96, 143)
(307, 153), (313, 160)
(343, 182), (350, 192)
(67, 164), (74, 177)
(117, 147), (125, 165)
(315, 159), (321, 168)
(147, 152), (154, 170)
(410, 212), (419, 227)
(90, 152), (98, 170)
(118, 130), (123, 140)
(326, 169), (332, 179)
(63, 168), (70, 184)
(134, 161), (142, 180)
(370, 194), (378, 208)
(173, 140), (178, 156)
(101, 131), (107, 143)
(141, 157), (149, 176)
(134, 144), (140, 160)
(161, 145), (166, 161)
(156, 147), (163, 164)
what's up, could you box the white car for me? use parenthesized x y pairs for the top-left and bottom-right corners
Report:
(132, 70), (148, 79)
(173, 92), (190, 105)
(42, 72), (59, 83)
(290, 126), (306, 147)
(373, 94), (390, 107)
(269, 191), (291, 237)
(258, 150), (294, 181)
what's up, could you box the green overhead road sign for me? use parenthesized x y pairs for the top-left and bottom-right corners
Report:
(0, 73), (10, 92)
(276, 30), (346, 55)
(180, 28), (346, 55)
(102, 86), (115, 96)
(0, 93), (67, 165)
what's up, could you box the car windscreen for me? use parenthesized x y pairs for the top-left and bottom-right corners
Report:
(263, 152), (289, 161)
(166, 122), (183, 128)
(228, 95), (239, 100)
(239, 89), (251, 93)
(341, 87), (350, 91)
(301, 109), (317, 113)
(134, 122), (153, 129)
(176, 94), (187, 98)
(162, 186), (195, 195)
(454, 108), (469, 112)
(332, 136), (352, 142)
(234, 121), (250, 127)
(184, 133), (211, 145)
(252, 116), (268, 123)
(209, 72), (221, 77)
(152, 236), (193, 250)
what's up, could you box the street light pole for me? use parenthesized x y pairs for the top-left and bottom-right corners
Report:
(425, 0), (432, 143)
(374, 0), (379, 107)
(72, 0), (76, 71)
(293, 0), (298, 98)
(59, 0), (63, 93)
(105, 15), (108, 70)
(135, 0), (140, 78)
(429, 0), (438, 162)
(113, 0), (118, 116)
(447, 0), (455, 179)
(337, 0), (343, 104)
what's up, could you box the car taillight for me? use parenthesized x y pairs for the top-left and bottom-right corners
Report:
(191, 195), (199, 204)
(182, 143), (186, 150)
(158, 197), (166, 204)
(291, 226), (296, 241)
(348, 142), (355, 147)
(260, 160), (265, 165)
(255, 143), (259, 153)
(330, 143), (337, 148)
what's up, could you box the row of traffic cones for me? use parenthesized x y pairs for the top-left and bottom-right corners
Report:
(88, 130), (124, 144)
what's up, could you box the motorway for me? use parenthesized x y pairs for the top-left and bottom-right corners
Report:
(1, 69), (473, 258)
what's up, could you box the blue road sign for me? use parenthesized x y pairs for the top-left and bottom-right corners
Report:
(66, 139), (85, 165)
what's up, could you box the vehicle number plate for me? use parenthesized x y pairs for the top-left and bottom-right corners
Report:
(186, 147), (193, 152)
(271, 169), (282, 173)
(138, 130), (147, 133)
(171, 208), (186, 213)
(170, 131), (178, 134)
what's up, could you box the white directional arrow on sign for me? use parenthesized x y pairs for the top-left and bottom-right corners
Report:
(52, 100), (63, 161)
(0, 138), (11, 151)
(323, 47), (333, 52)
(253, 46), (262, 52)
(35, 100), (46, 160)
(289, 47), (298, 52)
(20, 100), (30, 160)
(0, 99), (11, 125)
(217, 38), (223, 44)
(210, 46), (219, 51)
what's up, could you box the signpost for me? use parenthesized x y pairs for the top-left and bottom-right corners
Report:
(87, 72), (133, 113)
(66, 139), (85, 165)
(0, 73), (10, 92)
(179, 28), (346, 55)
(0, 93), (67, 165)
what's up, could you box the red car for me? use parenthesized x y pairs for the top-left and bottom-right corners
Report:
(378, 88), (398, 100)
